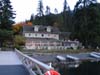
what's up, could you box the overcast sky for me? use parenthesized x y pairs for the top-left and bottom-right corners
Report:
(10, 0), (100, 23)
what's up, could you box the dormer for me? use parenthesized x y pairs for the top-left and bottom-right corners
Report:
(34, 25), (39, 32)
(47, 26), (51, 32)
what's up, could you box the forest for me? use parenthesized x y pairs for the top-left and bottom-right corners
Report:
(0, 0), (100, 49)
(29, 0), (100, 49)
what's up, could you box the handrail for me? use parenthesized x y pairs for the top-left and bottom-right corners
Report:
(15, 49), (57, 75)
(15, 49), (54, 70)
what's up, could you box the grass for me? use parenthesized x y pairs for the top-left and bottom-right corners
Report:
(22, 49), (100, 54)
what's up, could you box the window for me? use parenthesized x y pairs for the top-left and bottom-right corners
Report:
(32, 27), (34, 31)
(44, 28), (47, 31)
(41, 34), (44, 37)
(29, 33), (31, 36)
(35, 34), (37, 36)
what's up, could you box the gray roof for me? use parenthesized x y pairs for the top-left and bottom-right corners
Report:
(22, 25), (33, 32)
(22, 25), (60, 33)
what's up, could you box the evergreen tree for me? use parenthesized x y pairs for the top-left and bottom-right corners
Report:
(37, 0), (44, 17)
(54, 8), (58, 14)
(72, 2), (100, 48)
(63, 0), (68, 11)
(62, 0), (72, 31)
(35, 0), (45, 25)
(0, 0), (15, 30)
(0, 0), (15, 47)
(45, 6), (50, 15)
(74, 0), (97, 10)
(0, 1), (2, 24)
(30, 14), (34, 24)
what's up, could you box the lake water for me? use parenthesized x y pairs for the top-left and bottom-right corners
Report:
(58, 61), (100, 75)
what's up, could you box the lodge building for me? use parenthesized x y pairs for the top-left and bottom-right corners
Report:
(22, 25), (79, 50)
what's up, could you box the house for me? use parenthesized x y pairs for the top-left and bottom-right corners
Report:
(22, 25), (80, 50)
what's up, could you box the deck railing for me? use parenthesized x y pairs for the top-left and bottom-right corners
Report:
(15, 49), (56, 75)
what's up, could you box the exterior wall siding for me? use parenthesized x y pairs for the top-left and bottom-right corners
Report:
(25, 40), (79, 50)
(24, 33), (59, 40)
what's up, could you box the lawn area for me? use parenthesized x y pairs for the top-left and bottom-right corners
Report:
(22, 49), (100, 54)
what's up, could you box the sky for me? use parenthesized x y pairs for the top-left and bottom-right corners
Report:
(10, 0), (100, 23)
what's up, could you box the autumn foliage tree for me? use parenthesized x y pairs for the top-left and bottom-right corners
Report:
(14, 35), (25, 45)
(14, 35), (25, 50)
(13, 21), (32, 34)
